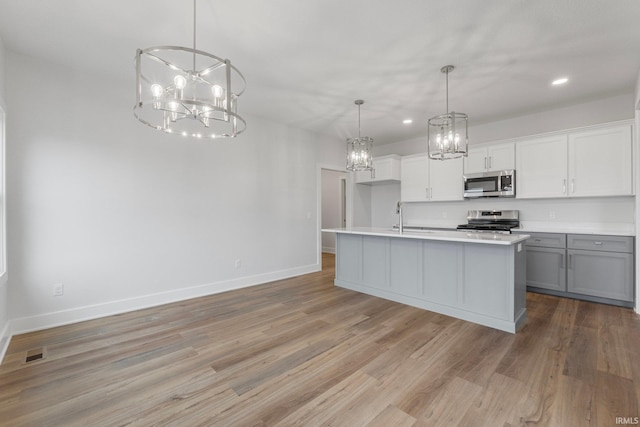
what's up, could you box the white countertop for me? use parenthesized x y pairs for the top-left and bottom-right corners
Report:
(322, 227), (530, 246)
(515, 221), (635, 236)
(378, 221), (635, 237)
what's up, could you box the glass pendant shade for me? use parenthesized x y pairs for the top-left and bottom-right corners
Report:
(346, 100), (374, 171)
(134, 0), (246, 139)
(428, 65), (468, 160)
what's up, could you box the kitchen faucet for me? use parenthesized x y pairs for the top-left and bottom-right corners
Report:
(396, 201), (404, 234)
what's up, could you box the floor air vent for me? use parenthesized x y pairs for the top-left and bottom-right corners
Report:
(25, 348), (44, 363)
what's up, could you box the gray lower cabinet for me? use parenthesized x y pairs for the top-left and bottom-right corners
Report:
(519, 231), (634, 307)
(334, 233), (527, 333)
(524, 233), (567, 292)
(567, 234), (634, 303)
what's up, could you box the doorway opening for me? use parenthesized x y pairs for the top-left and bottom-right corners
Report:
(321, 168), (347, 255)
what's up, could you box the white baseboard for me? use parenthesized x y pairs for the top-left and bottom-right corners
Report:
(9, 263), (321, 336)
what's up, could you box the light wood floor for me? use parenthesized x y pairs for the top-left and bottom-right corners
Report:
(1, 253), (639, 426)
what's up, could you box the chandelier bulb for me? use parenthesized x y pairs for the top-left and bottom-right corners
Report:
(151, 84), (163, 98)
(211, 85), (224, 98)
(174, 75), (187, 89)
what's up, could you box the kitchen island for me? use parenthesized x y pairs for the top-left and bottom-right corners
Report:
(323, 227), (530, 333)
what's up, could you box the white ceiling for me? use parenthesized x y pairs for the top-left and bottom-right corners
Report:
(1, 0), (640, 144)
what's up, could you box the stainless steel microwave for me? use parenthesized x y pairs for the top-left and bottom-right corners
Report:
(463, 170), (515, 198)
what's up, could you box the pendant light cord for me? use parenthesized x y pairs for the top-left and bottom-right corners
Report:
(358, 103), (361, 138)
(445, 68), (449, 113)
(192, 0), (197, 70)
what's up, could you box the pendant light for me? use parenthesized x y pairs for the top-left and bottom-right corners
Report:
(134, 0), (246, 139)
(427, 65), (468, 160)
(346, 100), (373, 171)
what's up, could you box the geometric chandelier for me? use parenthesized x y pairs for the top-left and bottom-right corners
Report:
(346, 100), (374, 172)
(134, 0), (246, 139)
(427, 65), (468, 160)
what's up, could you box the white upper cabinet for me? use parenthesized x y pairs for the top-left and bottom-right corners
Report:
(464, 143), (515, 174)
(430, 157), (464, 201)
(400, 155), (430, 201)
(401, 154), (463, 202)
(355, 155), (401, 184)
(464, 146), (489, 174)
(568, 124), (633, 197)
(516, 123), (634, 199)
(516, 135), (568, 199)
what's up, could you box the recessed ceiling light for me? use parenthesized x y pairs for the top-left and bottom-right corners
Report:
(552, 77), (569, 86)
(403, 119), (413, 124)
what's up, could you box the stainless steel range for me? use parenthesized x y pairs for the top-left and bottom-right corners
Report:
(456, 210), (520, 234)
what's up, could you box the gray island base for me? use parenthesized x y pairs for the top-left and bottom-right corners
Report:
(324, 227), (530, 333)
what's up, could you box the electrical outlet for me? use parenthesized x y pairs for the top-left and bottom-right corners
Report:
(549, 211), (556, 219)
(234, 259), (241, 269)
(53, 283), (64, 296)
(442, 212), (448, 218)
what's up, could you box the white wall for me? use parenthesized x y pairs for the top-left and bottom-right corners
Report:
(321, 169), (346, 253)
(0, 34), (8, 359)
(375, 93), (635, 157)
(0, 35), (5, 100)
(371, 182), (401, 228)
(635, 70), (640, 313)
(5, 50), (344, 333)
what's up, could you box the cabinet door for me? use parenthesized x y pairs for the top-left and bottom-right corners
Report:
(400, 155), (430, 201)
(463, 146), (488, 174)
(354, 169), (374, 183)
(429, 157), (463, 201)
(516, 135), (568, 199)
(487, 143), (515, 171)
(567, 249), (633, 302)
(568, 125), (633, 197)
(526, 247), (566, 291)
(355, 158), (390, 183)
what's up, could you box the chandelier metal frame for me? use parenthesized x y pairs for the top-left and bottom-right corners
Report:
(346, 100), (374, 172)
(134, 0), (246, 139)
(427, 65), (468, 160)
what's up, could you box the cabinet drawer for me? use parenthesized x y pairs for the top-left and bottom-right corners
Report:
(525, 233), (566, 249)
(567, 234), (633, 253)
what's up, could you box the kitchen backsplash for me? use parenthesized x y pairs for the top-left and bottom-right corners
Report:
(363, 182), (635, 235)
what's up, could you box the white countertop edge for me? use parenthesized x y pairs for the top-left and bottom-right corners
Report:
(515, 222), (635, 237)
(365, 222), (635, 237)
(322, 227), (529, 246)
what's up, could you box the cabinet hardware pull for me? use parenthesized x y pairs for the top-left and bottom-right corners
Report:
(571, 179), (575, 193)
(426, 188), (429, 199)
(560, 253), (565, 269)
(488, 156), (492, 169)
(594, 241), (603, 245)
(372, 169), (376, 179)
(568, 254), (572, 269)
(484, 157), (487, 169)
(562, 179), (566, 194)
